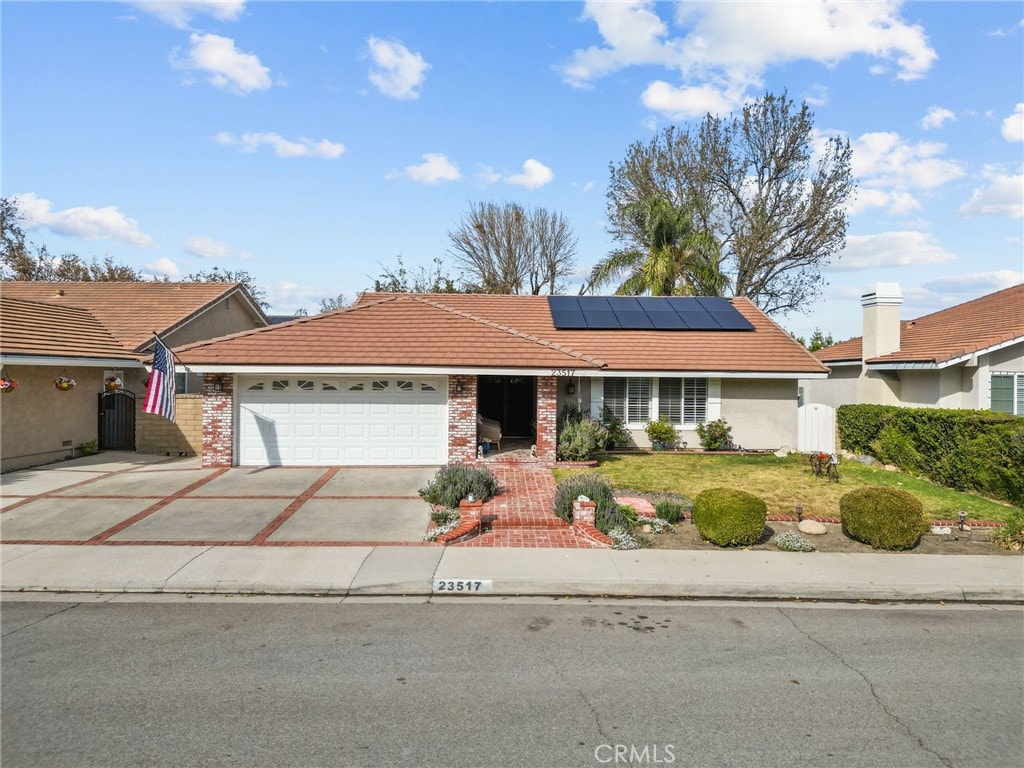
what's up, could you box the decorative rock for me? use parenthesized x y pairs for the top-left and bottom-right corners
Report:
(930, 526), (952, 535)
(884, 464), (898, 472)
(641, 524), (652, 533)
(773, 448), (789, 458)
(797, 519), (828, 535)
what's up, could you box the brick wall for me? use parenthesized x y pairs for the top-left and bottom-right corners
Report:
(202, 374), (234, 468)
(136, 394), (201, 456)
(447, 375), (477, 464)
(535, 375), (558, 463)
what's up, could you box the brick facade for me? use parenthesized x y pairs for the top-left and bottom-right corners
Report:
(136, 394), (201, 456)
(534, 375), (558, 464)
(447, 374), (477, 464)
(202, 374), (234, 468)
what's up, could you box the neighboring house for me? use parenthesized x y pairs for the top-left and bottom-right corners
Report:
(172, 293), (829, 468)
(0, 282), (267, 471)
(802, 283), (1024, 414)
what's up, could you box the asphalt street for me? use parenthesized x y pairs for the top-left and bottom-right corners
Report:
(2, 598), (1022, 768)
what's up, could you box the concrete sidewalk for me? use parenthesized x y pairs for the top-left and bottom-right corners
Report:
(2, 543), (1021, 602)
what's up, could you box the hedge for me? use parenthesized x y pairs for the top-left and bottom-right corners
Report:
(837, 404), (1024, 506)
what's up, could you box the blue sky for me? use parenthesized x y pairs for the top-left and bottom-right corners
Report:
(3, 1), (1022, 341)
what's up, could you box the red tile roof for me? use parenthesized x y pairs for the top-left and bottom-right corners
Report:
(0, 296), (137, 361)
(175, 293), (828, 374)
(817, 284), (1024, 365)
(0, 282), (261, 352)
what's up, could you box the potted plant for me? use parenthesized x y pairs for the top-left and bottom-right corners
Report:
(644, 419), (679, 450)
(0, 376), (18, 393)
(104, 375), (122, 391)
(54, 375), (77, 391)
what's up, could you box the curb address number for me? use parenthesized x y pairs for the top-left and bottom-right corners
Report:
(433, 579), (493, 592)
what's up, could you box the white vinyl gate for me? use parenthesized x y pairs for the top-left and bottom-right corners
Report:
(797, 403), (836, 454)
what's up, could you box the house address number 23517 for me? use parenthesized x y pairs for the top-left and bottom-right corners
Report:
(551, 369), (576, 377)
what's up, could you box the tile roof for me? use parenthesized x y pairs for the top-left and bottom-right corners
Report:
(817, 284), (1024, 365)
(176, 293), (828, 374)
(0, 296), (137, 361)
(0, 282), (258, 352)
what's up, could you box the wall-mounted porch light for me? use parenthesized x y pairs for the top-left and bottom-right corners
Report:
(566, 381), (576, 395)
(455, 381), (463, 395)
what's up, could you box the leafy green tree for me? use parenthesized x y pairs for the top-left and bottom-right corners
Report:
(182, 267), (270, 309)
(588, 196), (726, 296)
(607, 91), (853, 314)
(370, 255), (464, 294)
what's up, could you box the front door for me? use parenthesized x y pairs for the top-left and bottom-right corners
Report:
(477, 376), (536, 438)
(98, 390), (136, 450)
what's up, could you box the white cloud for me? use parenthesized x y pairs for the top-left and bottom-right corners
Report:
(1001, 103), (1024, 142)
(832, 231), (958, 271)
(505, 159), (554, 189)
(144, 257), (182, 279)
(921, 106), (955, 130)
(803, 83), (829, 107)
(367, 36), (429, 100)
(175, 33), (271, 94)
(13, 192), (154, 248)
(265, 281), (344, 315)
(478, 159), (555, 189)
(184, 235), (252, 260)
(640, 81), (742, 120)
(922, 270), (1024, 296)
(129, 1), (246, 29)
(571, 180), (595, 193)
(215, 131), (345, 158)
(561, 1), (936, 118)
(959, 167), (1024, 219)
(401, 153), (461, 184)
(846, 131), (964, 215)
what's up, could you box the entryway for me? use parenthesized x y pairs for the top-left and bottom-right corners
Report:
(476, 375), (536, 441)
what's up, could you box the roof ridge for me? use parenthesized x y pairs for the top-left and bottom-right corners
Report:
(169, 294), (401, 355)
(411, 295), (606, 368)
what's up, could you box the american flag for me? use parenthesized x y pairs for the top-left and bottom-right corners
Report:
(143, 338), (176, 421)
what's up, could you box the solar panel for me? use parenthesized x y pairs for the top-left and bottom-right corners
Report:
(547, 295), (753, 331)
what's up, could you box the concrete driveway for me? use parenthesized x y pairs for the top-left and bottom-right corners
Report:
(0, 453), (438, 546)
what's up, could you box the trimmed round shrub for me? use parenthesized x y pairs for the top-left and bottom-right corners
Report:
(840, 487), (927, 550)
(692, 488), (767, 547)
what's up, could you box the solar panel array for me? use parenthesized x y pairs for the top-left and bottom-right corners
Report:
(547, 296), (754, 331)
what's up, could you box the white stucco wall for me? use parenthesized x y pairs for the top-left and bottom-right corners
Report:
(720, 379), (798, 450)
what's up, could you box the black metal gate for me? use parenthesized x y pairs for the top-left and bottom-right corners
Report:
(98, 390), (136, 451)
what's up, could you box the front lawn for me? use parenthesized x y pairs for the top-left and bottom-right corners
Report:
(552, 453), (1019, 524)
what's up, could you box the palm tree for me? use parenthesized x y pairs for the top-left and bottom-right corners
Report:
(588, 197), (727, 296)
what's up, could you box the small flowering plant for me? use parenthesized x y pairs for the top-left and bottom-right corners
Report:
(54, 375), (77, 391)
(0, 377), (18, 393)
(104, 375), (123, 391)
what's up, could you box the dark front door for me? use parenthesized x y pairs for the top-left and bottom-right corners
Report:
(477, 376), (536, 438)
(98, 390), (136, 450)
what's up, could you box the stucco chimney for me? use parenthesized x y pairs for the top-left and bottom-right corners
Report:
(860, 282), (903, 360)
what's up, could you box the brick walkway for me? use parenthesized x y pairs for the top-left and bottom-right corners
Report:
(452, 464), (607, 549)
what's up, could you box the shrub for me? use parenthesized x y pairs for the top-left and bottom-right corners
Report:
(654, 499), (683, 524)
(553, 473), (620, 531)
(990, 508), (1024, 552)
(600, 407), (632, 450)
(430, 507), (459, 526)
(644, 418), (679, 449)
(840, 487), (928, 550)
(837, 404), (1023, 506)
(696, 419), (733, 451)
(607, 527), (651, 550)
(774, 531), (815, 552)
(692, 488), (767, 546)
(557, 402), (587, 431)
(557, 418), (609, 461)
(419, 463), (498, 509)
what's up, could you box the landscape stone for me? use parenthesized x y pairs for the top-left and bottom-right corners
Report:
(798, 519), (828, 535)
(884, 464), (899, 472)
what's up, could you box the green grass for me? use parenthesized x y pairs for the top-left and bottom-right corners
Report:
(552, 453), (1019, 524)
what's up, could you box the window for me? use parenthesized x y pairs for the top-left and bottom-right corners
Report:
(605, 377), (708, 425)
(322, 382), (338, 391)
(347, 381), (364, 391)
(397, 380), (414, 392)
(420, 382), (436, 392)
(372, 380), (389, 391)
(272, 380), (289, 391)
(297, 380), (314, 391)
(247, 381), (264, 391)
(991, 373), (1023, 415)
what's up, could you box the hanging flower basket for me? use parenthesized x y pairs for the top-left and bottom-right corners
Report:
(104, 376), (123, 391)
(0, 377), (18, 393)
(54, 375), (77, 392)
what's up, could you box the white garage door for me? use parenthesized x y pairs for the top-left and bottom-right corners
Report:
(236, 376), (447, 466)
